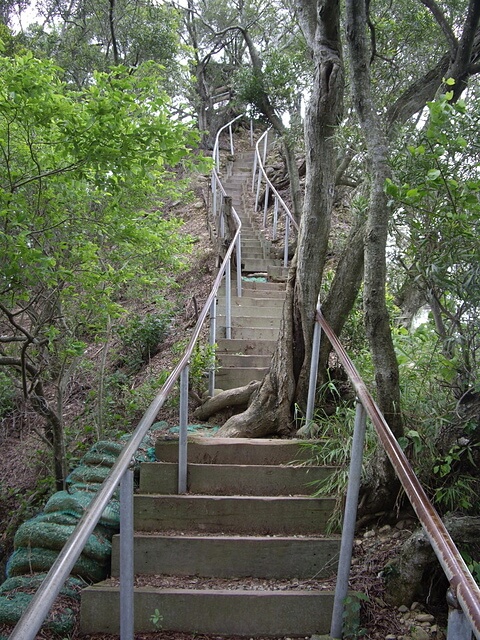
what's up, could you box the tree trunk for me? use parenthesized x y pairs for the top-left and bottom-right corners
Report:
(346, 0), (402, 435)
(217, 0), (344, 438)
(345, 0), (404, 513)
(317, 210), (366, 390)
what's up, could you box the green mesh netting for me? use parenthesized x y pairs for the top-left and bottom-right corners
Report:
(43, 490), (120, 528)
(6, 547), (107, 582)
(14, 519), (111, 563)
(0, 573), (84, 634)
(0, 424), (164, 630)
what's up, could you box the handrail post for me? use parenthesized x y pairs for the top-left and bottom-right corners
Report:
(225, 259), (232, 339)
(306, 316), (321, 427)
(178, 366), (189, 494)
(330, 400), (367, 639)
(255, 159), (262, 211)
(120, 465), (134, 640)
(273, 197), (278, 241)
(263, 184), (270, 228)
(236, 235), (242, 298)
(252, 151), (258, 192)
(229, 123), (234, 155)
(208, 299), (217, 397)
(284, 217), (290, 267)
(447, 589), (474, 640)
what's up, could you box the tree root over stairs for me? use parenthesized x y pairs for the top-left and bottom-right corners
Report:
(193, 380), (261, 422)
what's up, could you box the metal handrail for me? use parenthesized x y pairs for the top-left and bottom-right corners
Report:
(252, 128), (299, 268)
(10, 114), (246, 640)
(254, 142), (480, 637)
(317, 309), (480, 639)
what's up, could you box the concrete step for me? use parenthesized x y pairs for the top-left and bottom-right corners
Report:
(80, 584), (335, 636)
(134, 494), (336, 534)
(217, 314), (281, 328)
(110, 534), (340, 578)
(218, 295), (285, 308)
(268, 265), (289, 281)
(216, 337), (278, 354)
(216, 365), (269, 388)
(219, 287), (286, 299)
(244, 261), (282, 274)
(154, 437), (318, 465)
(217, 352), (271, 368)
(240, 279), (286, 291)
(227, 326), (279, 340)
(138, 461), (335, 496)
(216, 304), (283, 317)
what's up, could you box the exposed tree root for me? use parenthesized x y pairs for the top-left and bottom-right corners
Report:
(193, 381), (260, 421)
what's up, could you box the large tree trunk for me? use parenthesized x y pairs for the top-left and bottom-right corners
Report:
(345, 0), (403, 513)
(346, 0), (403, 436)
(217, 0), (344, 438)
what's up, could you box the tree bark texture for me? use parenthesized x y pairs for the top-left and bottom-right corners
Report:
(346, 0), (403, 438)
(217, 0), (344, 437)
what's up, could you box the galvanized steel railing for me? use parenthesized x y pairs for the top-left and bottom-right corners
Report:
(252, 137), (480, 638)
(252, 128), (299, 265)
(9, 114), (246, 640)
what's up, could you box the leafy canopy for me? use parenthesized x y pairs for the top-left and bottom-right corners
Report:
(0, 52), (205, 382)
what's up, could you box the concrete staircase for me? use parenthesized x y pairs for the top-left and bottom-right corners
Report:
(215, 149), (287, 391)
(79, 138), (342, 637)
(80, 437), (340, 636)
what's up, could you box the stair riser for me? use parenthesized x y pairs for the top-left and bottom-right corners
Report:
(233, 280), (285, 291)
(218, 296), (285, 308)
(155, 438), (315, 465)
(218, 288), (285, 299)
(215, 338), (277, 354)
(217, 353), (271, 367)
(134, 495), (335, 535)
(110, 535), (340, 579)
(218, 316), (281, 329)
(139, 462), (334, 495)
(243, 259), (282, 271)
(216, 367), (268, 388)
(226, 327), (279, 340)
(217, 305), (283, 317)
(80, 587), (335, 636)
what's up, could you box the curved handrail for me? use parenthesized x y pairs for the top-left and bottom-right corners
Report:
(10, 115), (246, 640)
(252, 128), (299, 268)
(211, 113), (244, 298)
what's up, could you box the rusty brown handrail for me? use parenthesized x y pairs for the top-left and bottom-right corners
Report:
(317, 308), (480, 639)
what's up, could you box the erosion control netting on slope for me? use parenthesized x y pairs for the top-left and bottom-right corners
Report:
(0, 422), (167, 637)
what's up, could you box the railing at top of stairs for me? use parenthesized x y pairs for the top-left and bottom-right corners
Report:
(9, 114), (249, 640)
(252, 128), (299, 268)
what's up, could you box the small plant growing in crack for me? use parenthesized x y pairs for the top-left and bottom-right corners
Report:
(150, 608), (163, 629)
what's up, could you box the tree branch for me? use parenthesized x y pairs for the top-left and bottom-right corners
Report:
(418, 0), (457, 53)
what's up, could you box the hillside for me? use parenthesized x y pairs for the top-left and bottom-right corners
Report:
(0, 145), (452, 640)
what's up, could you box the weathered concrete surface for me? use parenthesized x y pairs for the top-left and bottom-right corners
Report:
(110, 534), (340, 579)
(80, 586), (336, 636)
(134, 494), (335, 535)
(138, 461), (335, 495)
